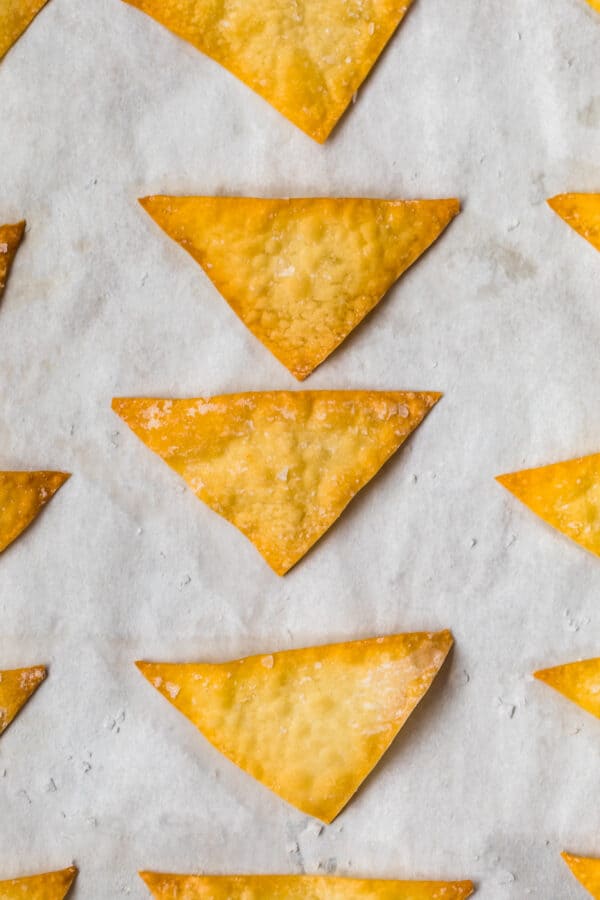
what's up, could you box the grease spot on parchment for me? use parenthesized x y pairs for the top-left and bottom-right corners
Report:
(578, 96), (600, 128)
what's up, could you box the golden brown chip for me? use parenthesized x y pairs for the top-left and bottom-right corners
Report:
(585, 1), (600, 13)
(137, 630), (453, 823)
(562, 853), (600, 898)
(139, 871), (474, 899)
(0, 471), (70, 554)
(122, 0), (417, 142)
(548, 194), (600, 255)
(0, 221), (25, 298)
(0, 665), (46, 737)
(496, 453), (600, 559)
(139, 197), (460, 380)
(535, 658), (600, 720)
(0, 867), (77, 899)
(113, 391), (440, 575)
(0, 3), (48, 61)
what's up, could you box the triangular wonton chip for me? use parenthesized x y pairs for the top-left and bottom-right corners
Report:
(0, 221), (25, 299)
(113, 391), (440, 575)
(0, 2), (49, 62)
(139, 196), (460, 380)
(563, 853), (600, 898)
(0, 867), (77, 899)
(0, 665), (46, 737)
(0, 471), (70, 554)
(137, 630), (453, 822)
(535, 658), (600, 720)
(586, 0), (600, 12)
(496, 452), (600, 558)
(122, 0), (417, 142)
(548, 194), (600, 255)
(139, 871), (474, 899)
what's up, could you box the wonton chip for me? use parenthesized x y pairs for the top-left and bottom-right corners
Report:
(535, 658), (600, 720)
(0, 471), (70, 554)
(0, 665), (45, 737)
(140, 196), (460, 380)
(137, 630), (453, 822)
(587, 0), (600, 12)
(0, 221), (25, 299)
(496, 453), (600, 559)
(0, 867), (77, 899)
(113, 391), (440, 575)
(548, 194), (600, 255)
(0, 2), (49, 62)
(563, 853), (600, 898)
(122, 0), (417, 142)
(139, 871), (474, 899)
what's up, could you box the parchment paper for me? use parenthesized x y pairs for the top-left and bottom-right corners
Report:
(1, 0), (600, 896)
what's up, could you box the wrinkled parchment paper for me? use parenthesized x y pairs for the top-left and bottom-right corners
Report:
(1, 0), (600, 896)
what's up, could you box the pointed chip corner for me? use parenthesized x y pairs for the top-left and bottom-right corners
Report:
(135, 660), (153, 679)
(62, 867), (78, 894)
(138, 870), (156, 891)
(533, 666), (550, 683)
(547, 194), (562, 213)
(434, 628), (454, 653)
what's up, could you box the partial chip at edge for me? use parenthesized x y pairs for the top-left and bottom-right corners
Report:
(0, 3), (49, 62)
(122, 0), (417, 142)
(548, 194), (600, 255)
(562, 852), (600, 899)
(0, 221), (25, 298)
(0, 867), (77, 899)
(0, 665), (46, 737)
(534, 658), (600, 721)
(140, 871), (474, 899)
(136, 630), (453, 823)
(0, 471), (70, 554)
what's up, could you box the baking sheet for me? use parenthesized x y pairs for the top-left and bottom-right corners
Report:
(1, 0), (600, 896)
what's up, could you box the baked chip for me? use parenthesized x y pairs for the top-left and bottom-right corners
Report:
(548, 194), (600, 255)
(0, 867), (77, 899)
(587, 0), (600, 11)
(535, 658), (600, 720)
(0, 2), (49, 62)
(137, 630), (453, 822)
(563, 853), (600, 899)
(139, 196), (460, 380)
(496, 453), (600, 559)
(0, 471), (70, 554)
(113, 391), (440, 575)
(139, 871), (474, 899)
(122, 0), (417, 142)
(0, 221), (25, 299)
(0, 665), (46, 737)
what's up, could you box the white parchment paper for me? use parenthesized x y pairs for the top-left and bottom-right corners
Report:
(1, 0), (600, 896)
